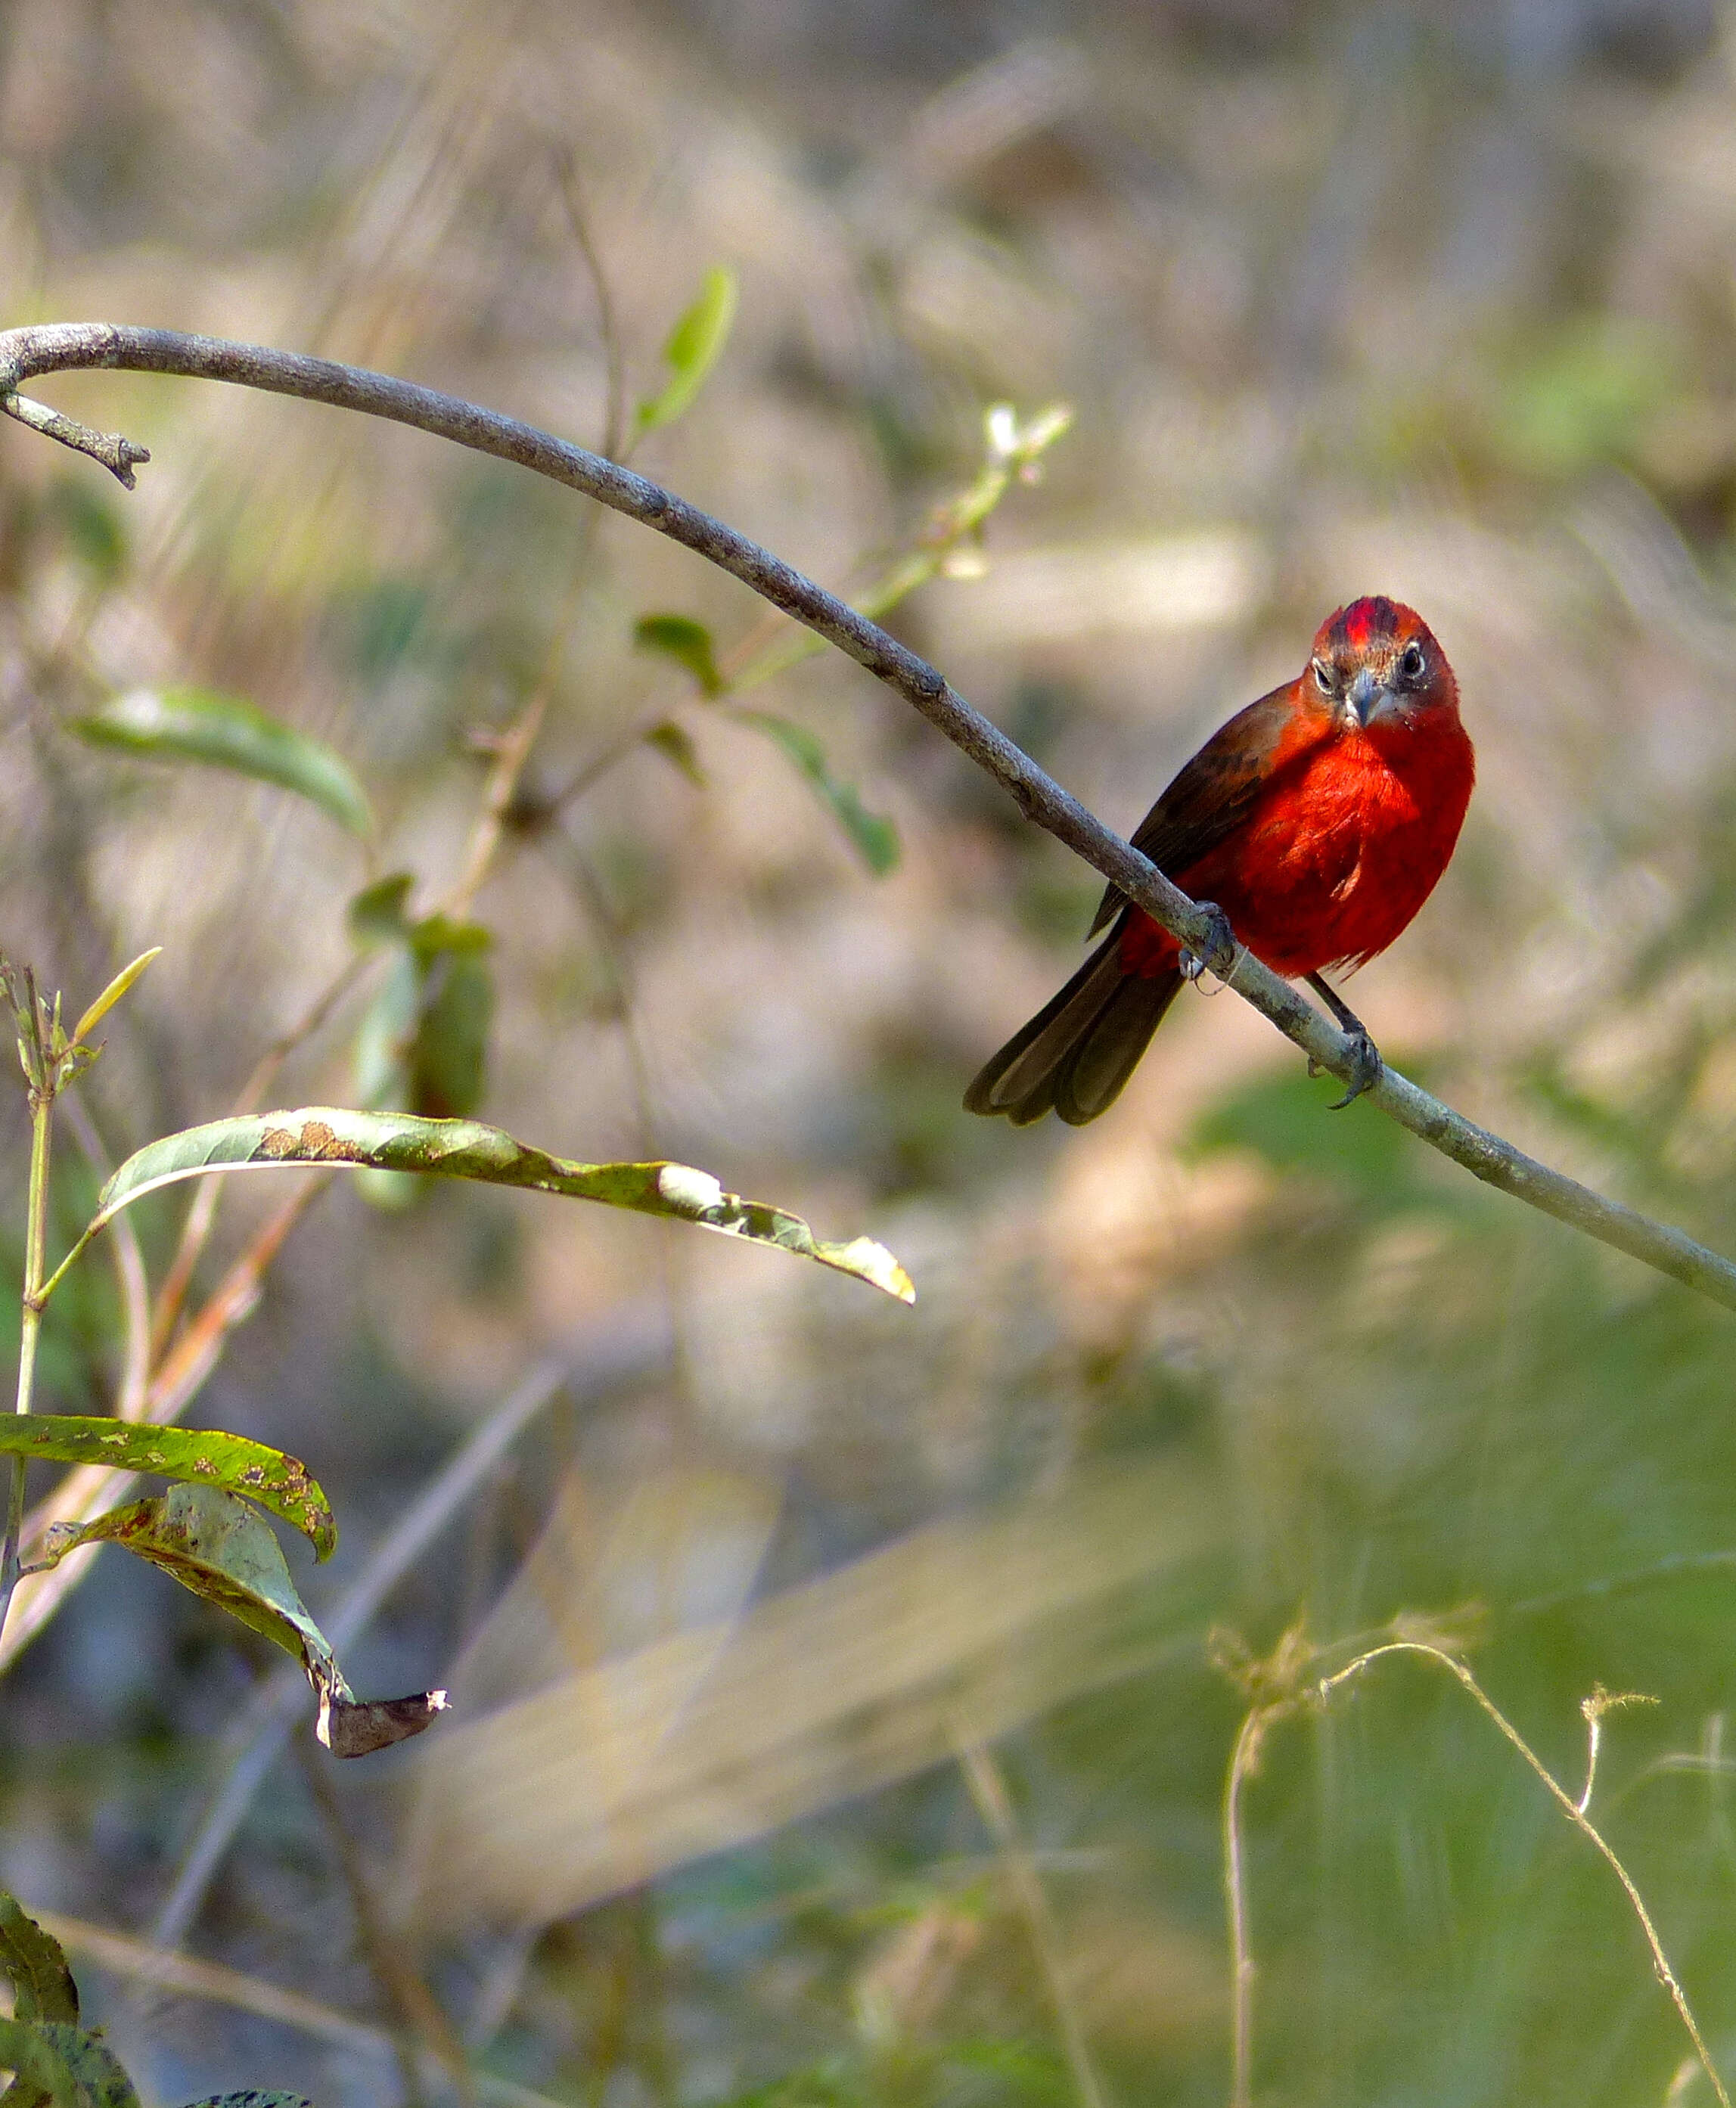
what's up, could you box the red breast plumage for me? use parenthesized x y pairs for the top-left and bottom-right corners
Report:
(964, 595), (1475, 1125)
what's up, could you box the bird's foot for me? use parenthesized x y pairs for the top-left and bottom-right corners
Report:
(1303, 972), (1383, 1109)
(1179, 902), (1238, 984)
(1327, 1029), (1382, 1110)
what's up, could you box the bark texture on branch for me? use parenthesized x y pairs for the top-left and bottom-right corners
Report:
(5, 321), (1734, 1312)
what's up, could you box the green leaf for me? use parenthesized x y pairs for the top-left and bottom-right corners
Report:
(347, 871), (416, 944)
(634, 614), (724, 696)
(352, 916), (494, 1124)
(0, 2019), (138, 2108)
(92, 1107), (915, 1303)
(645, 720), (707, 786)
(38, 1488), (446, 1759)
(352, 945), (421, 1114)
(2, 1417), (334, 1559)
(0, 1895), (78, 2023)
(408, 939), (493, 1121)
(634, 266), (739, 436)
(70, 688), (374, 840)
(0, 2017), (82, 2108)
(70, 949), (161, 1049)
(33, 2027), (136, 2108)
(734, 711), (899, 875)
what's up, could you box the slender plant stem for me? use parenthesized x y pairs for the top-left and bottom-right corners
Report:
(149, 944), (374, 1362)
(957, 1736), (1109, 2108)
(150, 1335), (662, 1949)
(61, 1096), (150, 1422)
(1312, 1643), (1731, 2108)
(34, 1909), (576, 2108)
(1222, 1707), (1274, 2108)
(5, 324), (1736, 1310)
(0, 1087), (55, 1641)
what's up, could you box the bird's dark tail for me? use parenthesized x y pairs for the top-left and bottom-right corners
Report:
(964, 924), (1184, 1126)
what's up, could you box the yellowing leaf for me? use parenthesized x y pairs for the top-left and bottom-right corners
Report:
(634, 267), (738, 437)
(70, 949), (161, 1049)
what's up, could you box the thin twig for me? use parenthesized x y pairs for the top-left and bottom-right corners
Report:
(151, 1321), (667, 1950)
(957, 1737), (1109, 2108)
(4, 323), (1735, 1310)
(61, 1094), (149, 1421)
(34, 1909), (575, 2108)
(297, 1740), (473, 2108)
(150, 948), (374, 1362)
(1578, 1684), (1658, 1817)
(556, 153), (626, 467)
(1222, 1706), (1287, 2108)
(0, 1023), (57, 1645)
(0, 391), (148, 485)
(446, 689), (550, 920)
(1312, 1641), (1731, 2108)
(443, 160), (631, 917)
(39, 1909), (392, 2056)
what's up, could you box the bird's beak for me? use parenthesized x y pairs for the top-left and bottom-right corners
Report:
(1346, 668), (1392, 728)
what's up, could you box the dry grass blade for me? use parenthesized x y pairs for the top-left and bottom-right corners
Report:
(34, 1911), (573, 2108)
(956, 1738), (1108, 2108)
(1312, 1643), (1732, 2108)
(403, 1461), (1214, 1929)
(61, 1097), (148, 1423)
(154, 1323), (668, 1951)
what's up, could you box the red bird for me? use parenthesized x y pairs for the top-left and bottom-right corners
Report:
(964, 596), (1474, 1124)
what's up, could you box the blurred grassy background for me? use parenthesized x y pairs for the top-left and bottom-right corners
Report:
(6, 1), (1736, 2103)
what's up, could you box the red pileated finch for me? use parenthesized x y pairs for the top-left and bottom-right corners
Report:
(965, 596), (1474, 1124)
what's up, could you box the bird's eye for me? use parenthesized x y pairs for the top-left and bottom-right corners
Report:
(1400, 641), (1425, 682)
(1312, 659), (1333, 695)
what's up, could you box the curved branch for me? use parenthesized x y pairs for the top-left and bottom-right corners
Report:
(5, 321), (1735, 1312)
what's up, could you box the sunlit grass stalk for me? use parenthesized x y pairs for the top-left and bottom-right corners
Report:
(956, 1736), (1107, 2108)
(1309, 1644), (1729, 2107)
(1223, 1638), (1731, 2108)
(0, 1073), (55, 1642)
(1222, 1706), (1278, 2108)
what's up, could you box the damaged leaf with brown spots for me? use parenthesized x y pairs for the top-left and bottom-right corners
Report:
(85, 1107), (915, 1302)
(0, 1417), (334, 1557)
(36, 1487), (446, 1759)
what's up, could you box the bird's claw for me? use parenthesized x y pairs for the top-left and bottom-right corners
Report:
(1327, 1030), (1382, 1110)
(1179, 902), (1237, 985)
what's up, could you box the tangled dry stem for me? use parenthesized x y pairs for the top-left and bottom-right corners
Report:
(4, 322), (1736, 1312)
(1218, 1642), (1731, 2108)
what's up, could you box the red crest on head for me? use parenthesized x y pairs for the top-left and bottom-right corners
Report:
(1315, 595), (1414, 659)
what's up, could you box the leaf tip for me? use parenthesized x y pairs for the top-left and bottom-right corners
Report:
(828, 1235), (916, 1304)
(71, 946), (163, 1048)
(320, 1684), (450, 1758)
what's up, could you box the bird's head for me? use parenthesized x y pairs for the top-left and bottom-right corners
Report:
(1306, 597), (1457, 737)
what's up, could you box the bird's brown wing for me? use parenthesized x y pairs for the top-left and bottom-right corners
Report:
(1088, 679), (1303, 936)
